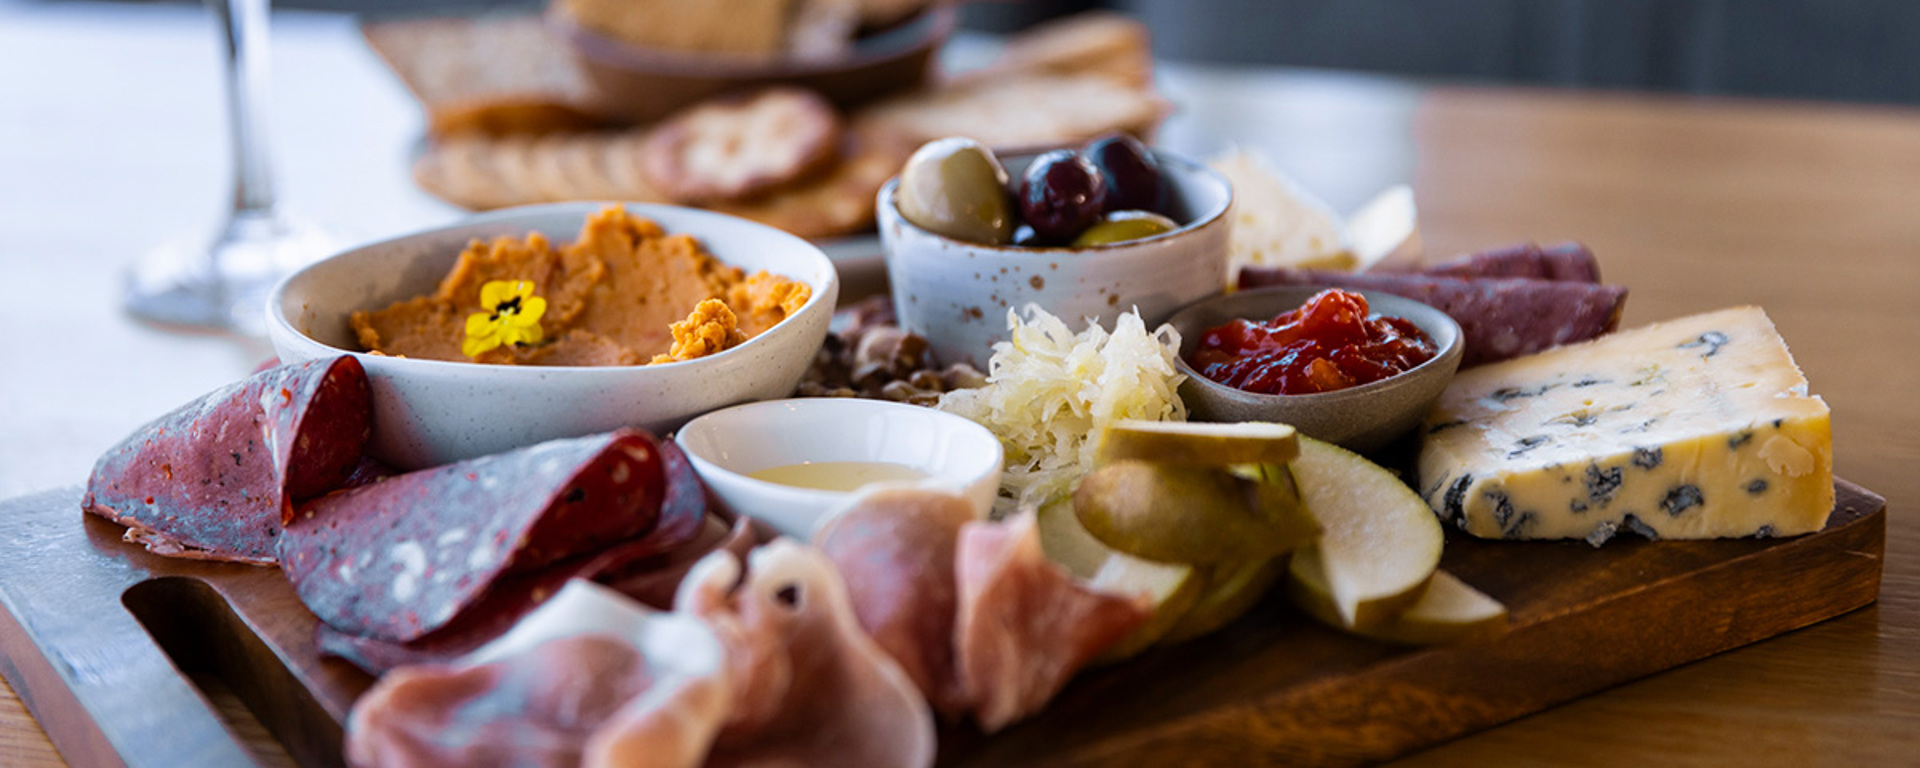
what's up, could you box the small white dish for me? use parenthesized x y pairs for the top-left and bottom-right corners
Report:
(878, 148), (1234, 368)
(267, 202), (838, 469)
(674, 398), (1003, 539)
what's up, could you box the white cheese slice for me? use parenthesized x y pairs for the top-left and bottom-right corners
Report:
(1417, 306), (1833, 544)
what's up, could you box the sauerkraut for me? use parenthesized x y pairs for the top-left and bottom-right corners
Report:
(937, 305), (1186, 511)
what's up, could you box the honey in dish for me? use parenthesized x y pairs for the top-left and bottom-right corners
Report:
(748, 461), (930, 492)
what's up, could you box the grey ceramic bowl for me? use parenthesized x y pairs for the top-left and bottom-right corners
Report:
(1166, 286), (1463, 454)
(880, 149), (1234, 369)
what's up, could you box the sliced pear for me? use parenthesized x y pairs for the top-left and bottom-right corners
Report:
(1248, 463), (1319, 544)
(1035, 499), (1201, 659)
(1035, 498), (1116, 579)
(1075, 461), (1313, 564)
(1291, 566), (1506, 645)
(1158, 555), (1287, 646)
(1095, 420), (1300, 466)
(1089, 553), (1204, 659)
(1367, 571), (1506, 644)
(1286, 437), (1443, 630)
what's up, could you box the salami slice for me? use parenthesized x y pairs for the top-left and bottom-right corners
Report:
(83, 356), (372, 565)
(1238, 267), (1628, 367)
(315, 443), (751, 673)
(1411, 241), (1601, 283)
(281, 429), (668, 643)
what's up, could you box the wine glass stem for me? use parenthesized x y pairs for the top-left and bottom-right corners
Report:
(210, 0), (276, 218)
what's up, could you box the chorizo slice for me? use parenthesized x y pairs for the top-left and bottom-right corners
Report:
(83, 356), (372, 565)
(280, 429), (666, 643)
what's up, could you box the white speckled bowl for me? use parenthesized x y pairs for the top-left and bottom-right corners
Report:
(674, 398), (1003, 539)
(266, 203), (838, 469)
(878, 149), (1233, 368)
(1166, 286), (1463, 454)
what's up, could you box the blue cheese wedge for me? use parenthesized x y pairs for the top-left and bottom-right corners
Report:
(1418, 306), (1832, 544)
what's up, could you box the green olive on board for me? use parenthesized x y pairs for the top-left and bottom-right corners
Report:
(897, 137), (1016, 245)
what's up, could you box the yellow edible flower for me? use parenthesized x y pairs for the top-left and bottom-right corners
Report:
(463, 280), (547, 358)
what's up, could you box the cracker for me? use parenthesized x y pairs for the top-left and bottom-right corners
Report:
(553, 0), (792, 58)
(413, 118), (901, 240)
(861, 72), (1171, 152)
(362, 15), (604, 138)
(711, 120), (916, 239)
(414, 136), (535, 210)
(977, 11), (1155, 89)
(638, 88), (845, 205)
(489, 135), (552, 203)
(552, 134), (639, 201)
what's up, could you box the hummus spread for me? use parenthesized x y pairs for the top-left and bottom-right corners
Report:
(351, 206), (812, 366)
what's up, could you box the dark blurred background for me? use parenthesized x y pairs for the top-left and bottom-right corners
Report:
(52, 0), (1920, 104)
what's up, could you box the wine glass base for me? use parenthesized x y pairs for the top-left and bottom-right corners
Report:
(125, 210), (331, 336)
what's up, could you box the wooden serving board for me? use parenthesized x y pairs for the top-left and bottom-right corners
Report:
(0, 481), (1886, 768)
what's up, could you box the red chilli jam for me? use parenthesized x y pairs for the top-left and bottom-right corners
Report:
(1190, 288), (1438, 396)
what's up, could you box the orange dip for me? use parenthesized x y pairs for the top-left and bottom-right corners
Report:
(350, 206), (812, 366)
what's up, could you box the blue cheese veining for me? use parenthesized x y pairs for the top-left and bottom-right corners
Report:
(1417, 306), (1832, 545)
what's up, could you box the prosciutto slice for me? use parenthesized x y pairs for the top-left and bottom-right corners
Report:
(84, 356), (371, 564)
(281, 430), (667, 643)
(815, 490), (1152, 733)
(683, 541), (937, 768)
(954, 510), (1152, 733)
(346, 581), (730, 768)
(812, 488), (974, 714)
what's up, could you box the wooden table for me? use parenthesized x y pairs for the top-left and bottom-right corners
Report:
(2, 3), (1914, 766)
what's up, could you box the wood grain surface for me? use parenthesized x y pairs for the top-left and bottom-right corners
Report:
(0, 481), (1885, 768)
(4, 8), (1919, 766)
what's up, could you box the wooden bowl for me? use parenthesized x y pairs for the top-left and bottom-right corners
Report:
(551, 7), (953, 124)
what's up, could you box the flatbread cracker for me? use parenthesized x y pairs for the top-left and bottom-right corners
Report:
(362, 15), (605, 138)
(638, 88), (844, 204)
(413, 136), (532, 210)
(861, 72), (1170, 152)
(413, 112), (907, 239)
(975, 11), (1155, 89)
(710, 121), (915, 239)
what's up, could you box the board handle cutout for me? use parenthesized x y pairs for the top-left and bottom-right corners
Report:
(123, 577), (345, 768)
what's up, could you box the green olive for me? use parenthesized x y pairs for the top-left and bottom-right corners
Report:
(896, 137), (1016, 245)
(1071, 210), (1179, 247)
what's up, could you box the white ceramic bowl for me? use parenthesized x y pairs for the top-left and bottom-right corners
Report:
(267, 202), (839, 469)
(878, 149), (1234, 368)
(674, 398), (1003, 539)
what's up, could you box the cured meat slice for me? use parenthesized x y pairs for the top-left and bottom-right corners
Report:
(813, 488), (975, 715)
(597, 514), (770, 612)
(346, 581), (730, 768)
(315, 443), (746, 673)
(1237, 267), (1628, 367)
(954, 510), (1152, 733)
(1410, 241), (1600, 282)
(281, 429), (667, 643)
(683, 542), (936, 768)
(84, 356), (372, 565)
(347, 634), (656, 768)
(322, 514), (763, 674)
